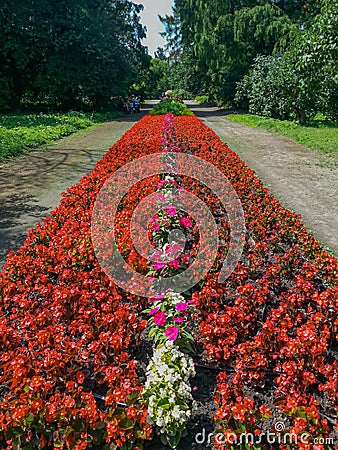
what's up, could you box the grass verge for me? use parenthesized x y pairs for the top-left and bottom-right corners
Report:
(226, 114), (338, 156)
(0, 111), (121, 161)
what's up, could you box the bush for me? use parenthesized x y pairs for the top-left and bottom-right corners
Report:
(235, 55), (300, 121)
(149, 99), (194, 116)
(195, 95), (209, 105)
(235, 0), (338, 125)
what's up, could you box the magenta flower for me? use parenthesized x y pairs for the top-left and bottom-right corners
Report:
(152, 221), (160, 231)
(165, 326), (179, 341)
(180, 217), (193, 228)
(153, 261), (166, 270)
(169, 259), (179, 269)
(165, 206), (177, 216)
(173, 317), (184, 323)
(153, 311), (166, 326)
(149, 307), (159, 316)
(176, 302), (188, 311)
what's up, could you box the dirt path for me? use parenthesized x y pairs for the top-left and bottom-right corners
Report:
(0, 107), (151, 269)
(188, 102), (338, 256)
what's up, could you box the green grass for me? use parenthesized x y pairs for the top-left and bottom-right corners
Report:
(0, 111), (120, 161)
(226, 114), (338, 156)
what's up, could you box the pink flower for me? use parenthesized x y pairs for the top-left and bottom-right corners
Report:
(165, 326), (179, 341)
(149, 307), (159, 316)
(165, 206), (177, 216)
(169, 259), (179, 269)
(152, 221), (160, 231)
(173, 317), (184, 323)
(153, 261), (166, 270)
(153, 311), (166, 326)
(180, 217), (193, 228)
(176, 302), (188, 311)
(181, 254), (189, 265)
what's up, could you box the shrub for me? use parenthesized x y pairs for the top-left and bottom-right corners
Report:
(149, 99), (194, 116)
(194, 95), (209, 105)
(235, 0), (338, 125)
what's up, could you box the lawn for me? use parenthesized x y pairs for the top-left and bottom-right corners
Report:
(226, 114), (338, 156)
(0, 111), (120, 161)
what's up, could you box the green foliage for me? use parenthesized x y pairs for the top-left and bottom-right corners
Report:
(149, 99), (194, 116)
(0, 0), (148, 111)
(174, 0), (306, 104)
(140, 58), (170, 99)
(167, 51), (201, 98)
(226, 114), (338, 155)
(159, 7), (182, 64)
(235, 0), (338, 124)
(0, 111), (119, 161)
(235, 55), (296, 120)
(195, 95), (210, 105)
(292, 0), (338, 122)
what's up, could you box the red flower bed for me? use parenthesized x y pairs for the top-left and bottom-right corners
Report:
(173, 116), (338, 448)
(0, 113), (337, 449)
(0, 115), (164, 449)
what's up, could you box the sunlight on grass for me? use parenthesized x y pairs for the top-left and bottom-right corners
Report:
(0, 111), (120, 161)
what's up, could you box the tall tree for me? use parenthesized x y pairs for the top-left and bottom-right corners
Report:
(159, 7), (182, 64)
(0, 0), (148, 110)
(174, 0), (316, 103)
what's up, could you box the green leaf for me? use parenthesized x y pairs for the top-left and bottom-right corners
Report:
(118, 417), (134, 430)
(25, 414), (34, 424)
(126, 391), (139, 405)
(167, 430), (182, 448)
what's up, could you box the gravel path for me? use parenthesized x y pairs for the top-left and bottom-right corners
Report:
(0, 108), (150, 269)
(188, 103), (338, 256)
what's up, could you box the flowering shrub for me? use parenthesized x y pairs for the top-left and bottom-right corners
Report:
(142, 341), (196, 448)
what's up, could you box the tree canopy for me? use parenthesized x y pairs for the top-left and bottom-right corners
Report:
(172, 0), (318, 103)
(0, 0), (148, 110)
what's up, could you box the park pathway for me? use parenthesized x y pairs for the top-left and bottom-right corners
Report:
(0, 102), (337, 270)
(188, 102), (338, 257)
(0, 106), (151, 269)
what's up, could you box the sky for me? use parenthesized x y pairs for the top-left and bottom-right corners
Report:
(139, 0), (174, 56)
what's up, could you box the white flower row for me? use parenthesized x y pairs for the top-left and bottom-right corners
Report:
(143, 340), (196, 436)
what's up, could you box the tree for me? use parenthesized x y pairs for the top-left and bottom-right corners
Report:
(173, 0), (315, 104)
(0, 0), (148, 110)
(235, 0), (338, 124)
(154, 47), (167, 61)
(159, 7), (182, 64)
(139, 58), (170, 99)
